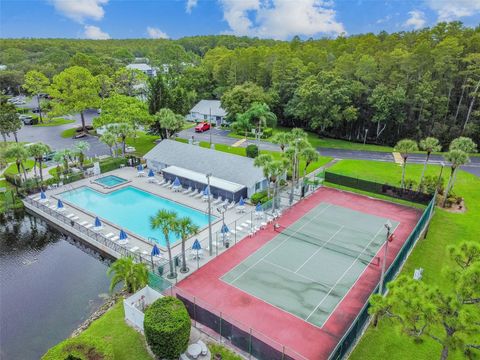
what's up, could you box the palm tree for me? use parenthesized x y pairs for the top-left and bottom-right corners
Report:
(5, 143), (29, 181)
(100, 131), (117, 157)
(254, 154), (274, 197)
(150, 209), (178, 279)
(174, 217), (199, 274)
(449, 136), (477, 153)
(53, 149), (73, 174)
(107, 257), (148, 293)
(231, 113), (251, 140)
(155, 108), (184, 139)
(112, 123), (135, 157)
(442, 149), (470, 207)
(254, 154), (288, 212)
(28, 142), (50, 182)
(419, 137), (441, 189)
(285, 136), (310, 204)
(300, 146), (319, 183)
(271, 132), (293, 152)
(394, 139), (418, 189)
(242, 102), (277, 144)
(74, 141), (90, 169)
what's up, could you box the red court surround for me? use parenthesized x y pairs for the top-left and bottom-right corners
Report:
(176, 187), (421, 359)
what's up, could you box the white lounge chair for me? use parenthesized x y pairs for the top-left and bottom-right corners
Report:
(157, 179), (166, 186)
(93, 226), (104, 232)
(85, 223), (93, 229)
(213, 196), (222, 205)
(182, 186), (192, 194)
(194, 192), (203, 199)
(66, 213), (75, 218)
(111, 236), (119, 242)
(189, 189), (199, 197)
(104, 232), (114, 239)
(197, 340), (208, 356)
(162, 180), (171, 188)
(71, 216), (79, 221)
(78, 220), (88, 226)
(130, 246), (139, 252)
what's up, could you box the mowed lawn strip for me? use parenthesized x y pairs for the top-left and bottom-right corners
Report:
(42, 301), (152, 360)
(327, 159), (480, 360)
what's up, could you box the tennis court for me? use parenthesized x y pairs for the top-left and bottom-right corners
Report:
(221, 202), (398, 328)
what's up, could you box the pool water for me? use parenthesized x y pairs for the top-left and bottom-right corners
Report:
(94, 175), (127, 188)
(60, 186), (215, 246)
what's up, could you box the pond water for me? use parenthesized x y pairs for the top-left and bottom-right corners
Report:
(0, 210), (112, 360)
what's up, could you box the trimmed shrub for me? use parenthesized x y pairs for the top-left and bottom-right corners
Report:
(250, 190), (271, 205)
(42, 335), (113, 360)
(261, 127), (273, 139)
(246, 144), (259, 158)
(144, 296), (191, 360)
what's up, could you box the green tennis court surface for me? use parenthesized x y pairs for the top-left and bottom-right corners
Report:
(221, 202), (399, 328)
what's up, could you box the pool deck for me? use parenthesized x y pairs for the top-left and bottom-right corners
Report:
(24, 167), (258, 278)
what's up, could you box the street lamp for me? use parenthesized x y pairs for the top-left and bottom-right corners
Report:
(206, 173), (213, 255)
(379, 220), (392, 294)
(363, 128), (368, 145)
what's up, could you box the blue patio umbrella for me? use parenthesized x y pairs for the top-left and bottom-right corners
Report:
(137, 164), (143, 171)
(57, 199), (64, 209)
(148, 169), (154, 177)
(239, 197), (245, 206)
(40, 190), (47, 200)
(173, 177), (181, 187)
(94, 216), (102, 228)
(203, 186), (210, 196)
(119, 229), (128, 241)
(256, 203), (262, 212)
(221, 224), (230, 233)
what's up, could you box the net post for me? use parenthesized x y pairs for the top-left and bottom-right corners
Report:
(219, 311), (223, 341)
(282, 346), (285, 360)
(234, 220), (237, 244)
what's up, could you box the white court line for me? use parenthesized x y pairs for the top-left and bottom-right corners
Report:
(261, 259), (332, 291)
(228, 204), (333, 285)
(294, 226), (344, 274)
(305, 223), (386, 321)
(320, 222), (400, 327)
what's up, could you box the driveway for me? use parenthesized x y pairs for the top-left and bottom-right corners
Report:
(6, 109), (109, 157)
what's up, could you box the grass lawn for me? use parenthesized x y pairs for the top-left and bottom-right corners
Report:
(3, 159), (41, 175)
(126, 132), (160, 156)
(33, 118), (75, 127)
(43, 301), (152, 360)
(327, 159), (480, 360)
(60, 128), (77, 138)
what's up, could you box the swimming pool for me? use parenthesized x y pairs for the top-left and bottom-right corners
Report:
(60, 186), (216, 247)
(93, 175), (128, 188)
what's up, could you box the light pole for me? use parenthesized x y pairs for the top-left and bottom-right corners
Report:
(363, 128), (368, 145)
(217, 204), (228, 247)
(209, 107), (212, 148)
(379, 220), (392, 294)
(289, 137), (300, 205)
(206, 173), (213, 255)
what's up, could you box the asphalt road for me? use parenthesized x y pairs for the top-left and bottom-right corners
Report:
(6, 108), (109, 157)
(179, 128), (480, 177)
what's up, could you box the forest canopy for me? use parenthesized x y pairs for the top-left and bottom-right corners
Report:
(1, 21), (479, 147)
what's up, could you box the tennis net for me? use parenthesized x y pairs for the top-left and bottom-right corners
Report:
(274, 224), (381, 266)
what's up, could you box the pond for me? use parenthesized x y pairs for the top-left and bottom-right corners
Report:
(0, 210), (112, 360)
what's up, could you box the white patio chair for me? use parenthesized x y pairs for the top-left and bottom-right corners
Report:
(182, 186), (192, 194)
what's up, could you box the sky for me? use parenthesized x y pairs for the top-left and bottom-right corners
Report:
(0, 0), (479, 40)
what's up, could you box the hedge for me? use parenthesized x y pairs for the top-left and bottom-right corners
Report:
(42, 335), (113, 360)
(99, 157), (128, 173)
(246, 144), (259, 158)
(144, 296), (190, 360)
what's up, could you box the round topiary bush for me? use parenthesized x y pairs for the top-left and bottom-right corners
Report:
(246, 144), (259, 158)
(144, 296), (191, 360)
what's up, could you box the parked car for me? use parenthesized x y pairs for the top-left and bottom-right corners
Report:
(19, 114), (34, 125)
(42, 152), (57, 162)
(32, 108), (41, 113)
(195, 122), (210, 132)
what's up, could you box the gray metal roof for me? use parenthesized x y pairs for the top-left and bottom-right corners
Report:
(144, 140), (265, 188)
(190, 100), (227, 117)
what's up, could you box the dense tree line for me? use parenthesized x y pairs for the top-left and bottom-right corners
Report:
(1, 22), (480, 146)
